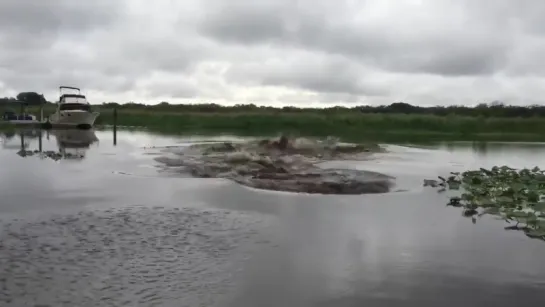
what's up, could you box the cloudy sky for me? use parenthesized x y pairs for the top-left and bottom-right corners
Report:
(0, 0), (544, 107)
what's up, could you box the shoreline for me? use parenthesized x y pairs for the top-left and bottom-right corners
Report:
(6, 105), (545, 142)
(4, 123), (545, 143)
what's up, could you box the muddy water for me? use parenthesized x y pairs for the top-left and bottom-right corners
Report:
(1, 130), (545, 306)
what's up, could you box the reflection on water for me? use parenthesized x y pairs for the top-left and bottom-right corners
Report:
(429, 141), (545, 170)
(1, 129), (99, 160)
(422, 141), (545, 157)
(472, 142), (489, 156)
(1, 133), (545, 306)
(52, 129), (99, 159)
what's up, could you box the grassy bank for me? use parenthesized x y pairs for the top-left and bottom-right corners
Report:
(94, 109), (545, 142)
(5, 106), (545, 142)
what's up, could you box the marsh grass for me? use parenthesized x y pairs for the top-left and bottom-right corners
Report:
(6, 105), (545, 142)
(95, 109), (545, 142)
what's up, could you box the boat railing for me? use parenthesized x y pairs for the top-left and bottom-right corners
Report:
(59, 86), (81, 93)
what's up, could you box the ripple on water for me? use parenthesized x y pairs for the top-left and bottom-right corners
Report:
(0, 206), (271, 307)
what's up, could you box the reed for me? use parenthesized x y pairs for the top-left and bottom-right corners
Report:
(6, 106), (545, 142)
(94, 109), (545, 142)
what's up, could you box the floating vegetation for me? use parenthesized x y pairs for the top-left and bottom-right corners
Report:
(16, 149), (84, 161)
(425, 166), (545, 241)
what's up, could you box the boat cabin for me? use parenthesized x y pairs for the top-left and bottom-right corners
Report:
(58, 94), (92, 112)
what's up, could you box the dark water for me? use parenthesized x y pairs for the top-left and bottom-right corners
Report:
(1, 130), (544, 306)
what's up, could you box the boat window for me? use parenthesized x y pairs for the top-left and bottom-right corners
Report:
(62, 97), (89, 104)
(59, 103), (91, 112)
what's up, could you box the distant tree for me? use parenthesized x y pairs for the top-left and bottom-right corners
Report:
(74, 99), (545, 118)
(16, 92), (47, 105)
(489, 100), (505, 107)
(0, 97), (17, 105)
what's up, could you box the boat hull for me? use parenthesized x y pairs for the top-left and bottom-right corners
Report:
(48, 111), (100, 128)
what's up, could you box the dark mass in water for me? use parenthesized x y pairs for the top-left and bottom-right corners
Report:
(156, 135), (395, 194)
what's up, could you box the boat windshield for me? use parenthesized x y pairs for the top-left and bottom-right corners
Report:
(59, 103), (92, 112)
(62, 96), (89, 104)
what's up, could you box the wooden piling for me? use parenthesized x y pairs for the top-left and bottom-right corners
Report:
(113, 107), (117, 145)
(20, 133), (24, 151)
(38, 130), (42, 152)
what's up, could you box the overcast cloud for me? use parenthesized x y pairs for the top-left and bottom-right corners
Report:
(1, 0), (545, 106)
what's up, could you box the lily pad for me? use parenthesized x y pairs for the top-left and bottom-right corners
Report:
(430, 165), (545, 242)
(533, 201), (545, 211)
(448, 182), (461, 190)
(524, 230), (545, 239)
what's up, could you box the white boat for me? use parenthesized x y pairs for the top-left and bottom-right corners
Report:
(47, 86), (100, 129)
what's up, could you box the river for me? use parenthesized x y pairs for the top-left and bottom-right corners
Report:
(1, 129), (544, 306)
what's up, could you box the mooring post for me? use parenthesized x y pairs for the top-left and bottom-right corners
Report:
(38, 130), (42, 152)
(19, 133), (25, 154)
(40, 104), (44, 123)
(113, 107), (117, 146)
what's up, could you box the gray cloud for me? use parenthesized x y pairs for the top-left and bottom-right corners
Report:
(0, 0), (128, 96)
(0, 0), (121, 33)
(225, 51), (389, 96)
(1, 0), (545, 106)
(197, 0), (512, 77)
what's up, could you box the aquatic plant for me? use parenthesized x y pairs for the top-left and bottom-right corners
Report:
(15, 149), (83, 161)
(426, 166), (545, 241)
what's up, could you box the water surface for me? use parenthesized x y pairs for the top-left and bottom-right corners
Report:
(1, 130), (544, 306)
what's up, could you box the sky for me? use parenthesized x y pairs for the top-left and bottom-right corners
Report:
(1, 0), (545, 107)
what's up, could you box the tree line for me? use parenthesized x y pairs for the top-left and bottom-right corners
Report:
(0, 92), (46, 106)
(2, 93), (545, 118)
